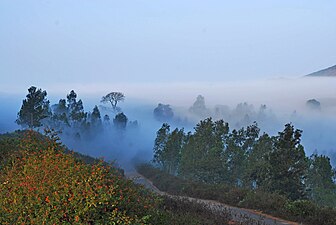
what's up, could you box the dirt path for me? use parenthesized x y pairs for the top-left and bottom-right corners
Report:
(126, 170), (300, 225)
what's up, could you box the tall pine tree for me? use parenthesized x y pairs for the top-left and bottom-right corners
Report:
(16, 86), (51, 129)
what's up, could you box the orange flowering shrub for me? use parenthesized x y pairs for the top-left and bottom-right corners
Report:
(0, 131), (157, 224)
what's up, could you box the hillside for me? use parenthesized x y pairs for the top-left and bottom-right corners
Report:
(306, 65), (336, 77)
(0, 130), (236, 225)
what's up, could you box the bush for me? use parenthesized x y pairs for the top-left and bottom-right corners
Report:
(0, 132), (22, 166)
(137, 164), (249, 205)
(311, 187), (336, 208)
(311, 207), (336, 225)
(239, 190), (288, 215)
(0, 131), (157, 224)
(285, 200), (317, 219)
(285, 200), (336, 225)
(151, 195), (232, 225)
(138, 163), (336, 225)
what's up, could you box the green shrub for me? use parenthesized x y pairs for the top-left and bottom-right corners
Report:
(0, 131), (157, 224)
(311, 187), (336, 208)
(311, 207), (336, 225)
(239, 190), (287, 215)
(285, 200), (336, 225)
(285, 200), (317, 219)
(0, 132), (21, 166)
(137, 164), (249, 205)
(151, 195), (232, 225)
(138, 163), (336, 225)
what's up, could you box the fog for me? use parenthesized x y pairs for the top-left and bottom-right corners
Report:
(1, 77), (336, 167)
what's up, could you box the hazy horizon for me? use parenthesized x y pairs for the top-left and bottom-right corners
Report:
(1, 0), (336, 89)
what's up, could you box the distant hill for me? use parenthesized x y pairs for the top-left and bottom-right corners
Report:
(306, 65), (336, 77)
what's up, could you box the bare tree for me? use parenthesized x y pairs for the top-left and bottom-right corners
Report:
(101, 92), (125, 112)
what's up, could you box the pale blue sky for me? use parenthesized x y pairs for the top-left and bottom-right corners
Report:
(1, 0), (336, 90)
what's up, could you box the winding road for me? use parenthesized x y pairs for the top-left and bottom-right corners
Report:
(126, 170), (301, 225)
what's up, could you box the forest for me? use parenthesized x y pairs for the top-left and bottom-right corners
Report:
(152, 119), (336, 204)
(138, 118), (336, 224)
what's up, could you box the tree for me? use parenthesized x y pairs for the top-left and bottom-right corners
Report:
(66, 90), (86, 126)
(306, 154), (336, 206)
(308, 154), (335, 190)
(223, 128), (248, 186)
(306, 99), (321, 110)
(113, 112), (128, 129)
(90, 105), (102, 131)
(245, 133), (274, 189)
(103, 114), (110, 125)
(53, 99), (67, 115)
(268, 123), (308, 200)
(153, 123), (170, 166)
(91, 106), (101, 122)
(179, 118), (229, 183)
(16, 86), (51, 129)
(101, 92), (125, 112)
(50, 99), (69, 128)
(160, 128), (185, 175)
(189, 95), (208, 117)
(153, 103), (174, 122)
(66, 90), (77, 110)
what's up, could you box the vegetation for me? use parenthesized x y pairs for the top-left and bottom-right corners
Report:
(0, 130), (158, 224)
(153, 118), (336, 203)
(11, 86), (336, 224)
(149, 118), (336, 224)
(306, 99), (321, 110)
(138, 164), (336, 225)
(16, 86), (51, 129)
(113, 112), (128, 129)
(15, 86), (139, 142)
(155, 195), (233, 225)
(0, 130), (238, 224)
(153, 104), (174, 122)
(189, 95), (209, 117)
(101, 92), (125, 112)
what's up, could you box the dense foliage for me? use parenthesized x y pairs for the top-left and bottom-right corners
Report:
(0, 130), (239, 225)
(16, 86), (51, 129)
(138, 164), (336, 225)
(153, 118), (336, 204)
(0, 130), (158, 224)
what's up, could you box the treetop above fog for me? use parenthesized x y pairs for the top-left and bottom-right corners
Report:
(101, 92), (125, 112)
(16, 86), (50, 129)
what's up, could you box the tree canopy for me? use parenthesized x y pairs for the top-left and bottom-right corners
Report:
(101, 92), (125, 112)
(153, 103), (174, 122)
(113, 112), (128, 129)
(153, 119), (336, 204)
(16, 86), (51, 129)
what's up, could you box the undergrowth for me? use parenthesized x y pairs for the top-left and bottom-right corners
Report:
(137, 163), (336, 225)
